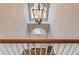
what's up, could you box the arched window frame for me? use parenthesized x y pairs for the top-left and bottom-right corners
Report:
(31, 28), (47, 34)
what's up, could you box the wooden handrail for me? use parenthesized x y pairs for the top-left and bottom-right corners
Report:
(0, 39), (78, 43)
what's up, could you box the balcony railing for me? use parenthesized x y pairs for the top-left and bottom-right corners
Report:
(0, 39), (79, 55)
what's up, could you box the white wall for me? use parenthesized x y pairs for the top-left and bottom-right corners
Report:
(0, 4), (79, 38)
(0, 4), (29, 38)
(49, 4), (79, 38)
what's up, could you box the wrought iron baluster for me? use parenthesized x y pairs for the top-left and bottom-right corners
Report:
(3, 44), (10, 55)
(0, 47), (5, 55)
(10, 44), (16, 55)
(56, 43), (60, 55)
(66, 44), (73, 55)
(61, 44), (66, 55)
(16, 44), (20, 55)
(50, 43), (54, 55)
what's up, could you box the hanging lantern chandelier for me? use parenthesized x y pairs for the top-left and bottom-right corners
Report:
(32, 3), (45, 25)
